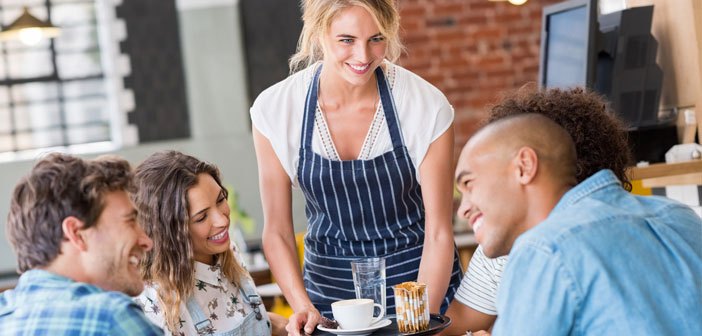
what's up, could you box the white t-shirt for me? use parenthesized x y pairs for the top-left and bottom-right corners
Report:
(250, 60), (454, 186)
(454, 245), (508, 315)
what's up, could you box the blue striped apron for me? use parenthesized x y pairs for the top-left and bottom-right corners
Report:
(297, 65), (462, 317)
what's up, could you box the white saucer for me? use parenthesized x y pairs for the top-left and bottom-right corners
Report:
(317, 318), (391, 336)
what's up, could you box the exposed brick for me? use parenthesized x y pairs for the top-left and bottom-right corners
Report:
(458, 14), (488, 26)
(403, 59), (432, 71)
(495, 12), (522, 22)
(434, 30), (466, 43)
(402, 32), (430, 45)
(473, 55), (507, 68)
(398, 0), (561, 154)
(426, 16), (458, 28)
(402, 18), (422, 31)
(469, 27), (506, 40)
(433, 3), (463, 17)
(469, 1), (502, 12)
(399, 4), (426, 17)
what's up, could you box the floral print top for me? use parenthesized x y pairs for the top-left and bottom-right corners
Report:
(135, 254), (271, 335)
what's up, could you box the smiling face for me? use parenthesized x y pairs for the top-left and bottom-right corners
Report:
(455, 135), (528, 258)
(322, 5), (387, 87)
(187, 173), (231, 265)
(84, 190), (153, 296)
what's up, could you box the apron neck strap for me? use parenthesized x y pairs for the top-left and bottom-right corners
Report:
(300, 64), (405, 152)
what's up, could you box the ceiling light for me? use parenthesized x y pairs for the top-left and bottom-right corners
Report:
(0, 6), (60, 46)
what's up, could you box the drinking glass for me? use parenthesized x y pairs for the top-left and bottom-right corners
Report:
(351, 257), (386, 317)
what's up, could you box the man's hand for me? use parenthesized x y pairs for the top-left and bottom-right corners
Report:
(285, 307), (321, 335)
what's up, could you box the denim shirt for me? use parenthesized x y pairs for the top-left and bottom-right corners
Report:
(493, 170), (702, 335)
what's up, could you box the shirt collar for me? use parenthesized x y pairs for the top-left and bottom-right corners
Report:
(193, 260), (224, 286)
(17, 269), (78, 289)
(553, 169), (621, 213)
(12, 269), (103, 299)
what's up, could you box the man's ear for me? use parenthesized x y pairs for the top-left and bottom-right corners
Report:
(62, 216), (89, 251)
(514, 146), (538, 184)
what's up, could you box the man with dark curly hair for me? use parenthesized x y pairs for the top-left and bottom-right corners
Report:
(0, 153), (161, 335)
(487, 86), (634, 191)
(446, 87), (635, 334)
(450, 89), (702, 335)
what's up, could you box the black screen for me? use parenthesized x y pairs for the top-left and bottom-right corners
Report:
(544, 5), (588, 88)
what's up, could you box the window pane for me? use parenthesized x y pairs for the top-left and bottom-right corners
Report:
(0, 87), (10, 107)
(0, 107), (11, 133)
(13, 102), (62, 131)
(52, 0), (97, 3)
(0, 0), (114, 155)
(2, 0), (46, 9)
(54, 24), (99, 52)
(57, 51), (102, 78)
(67, 124), (109, 145)
(11, 82), (59, 104)
(0, 52), (6, 79)
(52, 2), (96, 27)
(63, 78), (105, 99)
(0, 134), (13, 152)
(16, 129), (64, 151)
(64, 96), (107, 126)
(7, 51), (53, 78)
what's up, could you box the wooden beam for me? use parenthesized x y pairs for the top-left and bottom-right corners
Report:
(628, 160), (702, 180)
(641, 172), (702, 188)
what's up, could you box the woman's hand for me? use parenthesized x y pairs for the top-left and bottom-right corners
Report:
(268, 312), (288, 336)
(285, 306), (321, 336)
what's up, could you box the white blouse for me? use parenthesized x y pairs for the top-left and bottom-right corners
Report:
(250, 60), (454, 186)
(136, 253), (271, 335)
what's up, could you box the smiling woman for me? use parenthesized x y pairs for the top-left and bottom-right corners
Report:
(130, 150), (287, 335)
(187, 173), (233, 265)
(251, 0), (462, 334)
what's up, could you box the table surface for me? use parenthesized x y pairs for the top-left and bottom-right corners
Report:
(312, 314), (450, 336)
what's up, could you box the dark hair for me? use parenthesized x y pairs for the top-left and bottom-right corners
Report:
(132, 150), (244, 332)
(487, 86), (633, 191)
(7, 153), (133, 273)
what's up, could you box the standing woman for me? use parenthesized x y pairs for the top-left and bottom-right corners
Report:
(251, 0), (462, 334)
(131, 151), (286, 335)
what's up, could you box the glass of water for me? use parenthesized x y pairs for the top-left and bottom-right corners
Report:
(351, 257), (386, 317)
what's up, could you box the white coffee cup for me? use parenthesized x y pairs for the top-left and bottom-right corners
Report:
(331, 298), (385, 330)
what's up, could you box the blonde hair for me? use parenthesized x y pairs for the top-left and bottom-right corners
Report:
(289, 0), (404, 73)
(132, 151), (247, 333)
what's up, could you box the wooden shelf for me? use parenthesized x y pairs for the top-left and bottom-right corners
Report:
(628, 160), (702, 180)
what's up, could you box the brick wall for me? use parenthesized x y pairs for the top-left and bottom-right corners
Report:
(397, 0), (561, 157)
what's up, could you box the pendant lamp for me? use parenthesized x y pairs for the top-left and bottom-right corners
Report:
(0, 6), (61, 46)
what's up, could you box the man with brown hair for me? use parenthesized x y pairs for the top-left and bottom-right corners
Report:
(0, 153), (161, 335)
(455, 112), (702, 335)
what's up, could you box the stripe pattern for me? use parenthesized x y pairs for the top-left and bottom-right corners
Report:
(454, 245), (507, 315)
(297, 65), (461, 317)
